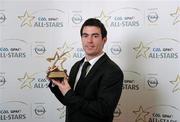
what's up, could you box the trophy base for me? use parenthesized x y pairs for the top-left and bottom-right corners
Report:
(47, 70), (68, 82)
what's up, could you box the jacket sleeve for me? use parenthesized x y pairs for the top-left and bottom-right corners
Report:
(48, 81), (66, 104)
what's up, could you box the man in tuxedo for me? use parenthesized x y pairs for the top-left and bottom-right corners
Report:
(48, 18), (124, 122)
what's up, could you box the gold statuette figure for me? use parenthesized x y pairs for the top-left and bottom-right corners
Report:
(47, 43), (73, 81)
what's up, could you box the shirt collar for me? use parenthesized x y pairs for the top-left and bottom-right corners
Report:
(84, 52), (105, 66)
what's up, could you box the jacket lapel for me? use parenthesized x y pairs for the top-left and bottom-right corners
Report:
(85, 54), (108, 80)
(69, 58), (84, 88)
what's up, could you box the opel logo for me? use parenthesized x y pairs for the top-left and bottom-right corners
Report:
(0, 76), (6, 86)
(0, 13), (6, 23)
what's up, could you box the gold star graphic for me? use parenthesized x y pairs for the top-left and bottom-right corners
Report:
(133, 42), (150, 59)
(18, 10), (35, 27)
(170, 74), (180, 93)
(96, 11), (110, 26)
(18, 72), (35, 89)
(57, 42), (73, 55)
(170, 7), (180, 25)
(133, 106), (149, 122)
(57, 106), (65, 119)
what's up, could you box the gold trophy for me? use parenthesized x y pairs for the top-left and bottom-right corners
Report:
(47, 43), (73, 81)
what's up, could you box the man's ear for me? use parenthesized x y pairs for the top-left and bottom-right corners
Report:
(103, 37), (107, 43)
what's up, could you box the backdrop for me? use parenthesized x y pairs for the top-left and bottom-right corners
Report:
(0, 0), (180, 122)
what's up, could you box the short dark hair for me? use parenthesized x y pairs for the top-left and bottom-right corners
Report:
(80, 18), (107, 38)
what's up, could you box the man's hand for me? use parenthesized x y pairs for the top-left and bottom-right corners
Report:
(51, 78), (71, 96)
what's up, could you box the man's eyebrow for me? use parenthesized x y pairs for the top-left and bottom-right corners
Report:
(82, 33), (88, 35)
(92, 33), (100, 36)
(82, 33), (100, 35)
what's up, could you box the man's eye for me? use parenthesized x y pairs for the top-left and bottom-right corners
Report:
(93, 35), (99, 38)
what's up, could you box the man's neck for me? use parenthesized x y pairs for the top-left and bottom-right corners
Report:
(85, 52), (104, 61)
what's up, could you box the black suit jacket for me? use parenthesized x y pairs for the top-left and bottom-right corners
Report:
(49, 53), (123, 122)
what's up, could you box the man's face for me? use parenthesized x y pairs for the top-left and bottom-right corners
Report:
(81, 26), (107, 58)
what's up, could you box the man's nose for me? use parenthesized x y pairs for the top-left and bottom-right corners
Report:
(87, 36), (93, 42)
